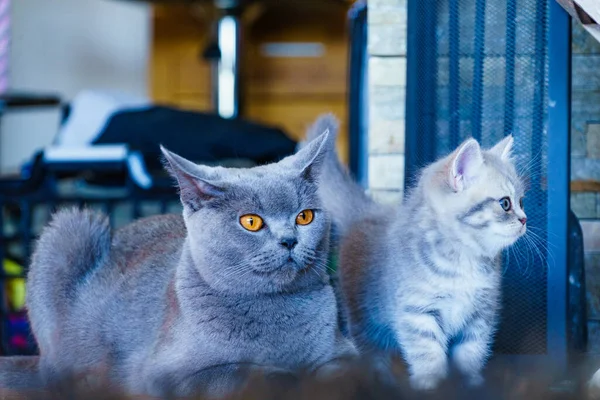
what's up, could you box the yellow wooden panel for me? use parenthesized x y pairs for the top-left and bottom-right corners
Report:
(245, 97), (349, 164)
(150, 4), (212, 108)
(245, 2), (348, 97)
(150, 2), (351, 165)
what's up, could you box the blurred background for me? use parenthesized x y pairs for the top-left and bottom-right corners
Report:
(0, 0), (598, 382)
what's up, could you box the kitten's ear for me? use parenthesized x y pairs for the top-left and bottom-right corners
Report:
(448, 138), (483, 192)
(160, 146), (224, 210)
(489, 135), (514, 161)
(288, 125), (336, 181)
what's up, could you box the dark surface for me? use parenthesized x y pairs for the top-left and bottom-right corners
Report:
(0, 93), (61, 110)
(94, 106), (297, 170)
(568, 210), (587, 357)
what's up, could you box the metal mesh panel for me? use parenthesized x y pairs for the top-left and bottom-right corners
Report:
(406, 0), (551, 354)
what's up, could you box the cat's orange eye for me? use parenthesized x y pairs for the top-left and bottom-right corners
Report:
(296, 209), (314, 226)
(240, 214), (264, 232)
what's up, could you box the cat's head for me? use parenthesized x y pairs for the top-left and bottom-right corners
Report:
(161, 130), (334, 294)
(423, 136), (527, 256)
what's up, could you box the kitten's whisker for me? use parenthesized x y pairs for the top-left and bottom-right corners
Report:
(522, 233), (552, 271)
(501, 248), (512, 277)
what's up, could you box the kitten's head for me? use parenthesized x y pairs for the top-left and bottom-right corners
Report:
(161, 130), (334, 294)
(423, 136), (527, 256)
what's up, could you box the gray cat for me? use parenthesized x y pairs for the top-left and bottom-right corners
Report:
(25, 130), (355, 397)
(303, 114), (527, 390)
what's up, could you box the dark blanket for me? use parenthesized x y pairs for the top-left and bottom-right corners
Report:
(93, 106), (297, 170)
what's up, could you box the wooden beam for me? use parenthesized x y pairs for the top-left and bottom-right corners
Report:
(571, 180), (600, 192)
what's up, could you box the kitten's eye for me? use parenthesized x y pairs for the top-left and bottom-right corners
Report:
(519, 197), (524, 210)
(296, 209), (314, 226)
(240, 214), (264, 232)
(499, 197), (512, 212)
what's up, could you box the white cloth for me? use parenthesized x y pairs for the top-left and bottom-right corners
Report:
(55, 90), (150, 146)
(43, 90), (153, 188)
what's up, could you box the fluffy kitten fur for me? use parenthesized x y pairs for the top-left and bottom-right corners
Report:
(25, 131), (355, 397)
(303, 114), (527, 390)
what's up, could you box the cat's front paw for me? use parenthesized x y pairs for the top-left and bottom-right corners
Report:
(409, 373), (444, 391)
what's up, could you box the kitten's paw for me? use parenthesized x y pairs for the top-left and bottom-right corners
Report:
(409, 373), (444, 391)
(588, 368), (600, 399)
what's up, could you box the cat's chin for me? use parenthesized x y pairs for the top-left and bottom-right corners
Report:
(494, 231), (525, 253)
(251, 261), (301, 285)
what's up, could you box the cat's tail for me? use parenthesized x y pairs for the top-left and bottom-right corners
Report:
(27, 208), (111, 355)
(300, 114), (374, 237)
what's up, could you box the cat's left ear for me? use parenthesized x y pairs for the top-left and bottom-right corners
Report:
(449, 138), (484, 192)
(489, 135), (514, 161)
(161, 146), (225, 211)
(288, 128), (335, 181)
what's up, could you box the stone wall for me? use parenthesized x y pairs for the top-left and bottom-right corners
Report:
(571, 21), (600, 353)
(367, 0), (407, 204)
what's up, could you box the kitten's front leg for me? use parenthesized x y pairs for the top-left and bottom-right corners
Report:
(396, 310), (448, 390)
(451, 314), (495, 387)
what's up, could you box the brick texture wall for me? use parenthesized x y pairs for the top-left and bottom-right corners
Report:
(367, 0), (406, 204)
(571, 22), (600, 352)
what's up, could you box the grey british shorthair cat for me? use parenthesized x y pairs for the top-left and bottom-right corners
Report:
(303, 115), (527, 391)
(25, 130), (355, 397)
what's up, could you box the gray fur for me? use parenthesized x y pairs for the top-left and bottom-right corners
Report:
(303, 118), (526, 390)
(24, 131), (355, 397)
(0, 356), (42, 389)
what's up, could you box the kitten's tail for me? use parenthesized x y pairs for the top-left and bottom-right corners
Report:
(300, 114), (374, 237)
(27, 208), (111, 354)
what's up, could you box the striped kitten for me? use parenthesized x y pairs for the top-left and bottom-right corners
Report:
(303, 115), (527, 390)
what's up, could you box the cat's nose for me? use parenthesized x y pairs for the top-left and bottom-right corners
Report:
(280, 237), (298, 249)
(519, 217), (527, 225)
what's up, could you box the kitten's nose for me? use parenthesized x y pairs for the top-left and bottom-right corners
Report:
(519, 217), (527, 225)
(280, 237), (298, 249)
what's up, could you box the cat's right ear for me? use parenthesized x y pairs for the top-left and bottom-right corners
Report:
(489, 135), (514, 161)
(292, 127), (335, 182)
(448, 138), (483, 192)
(160, 146), (224, 211)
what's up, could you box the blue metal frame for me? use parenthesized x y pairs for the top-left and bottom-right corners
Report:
(545, 0), (571, 367)
(347, 0), (369, 188)
(404, 0), (419, 186)
(503, 0), (517, 135)
(471, 0), (487, 142)
(449, 0), (460, 148)
(405, 0), (438, 187)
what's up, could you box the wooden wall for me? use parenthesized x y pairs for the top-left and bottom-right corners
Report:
(150, 2), (350, 162)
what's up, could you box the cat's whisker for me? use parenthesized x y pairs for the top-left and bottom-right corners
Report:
(516, 148), (543, 175)
(501, 248), (511, 277)
(521, 233), (551, 272)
